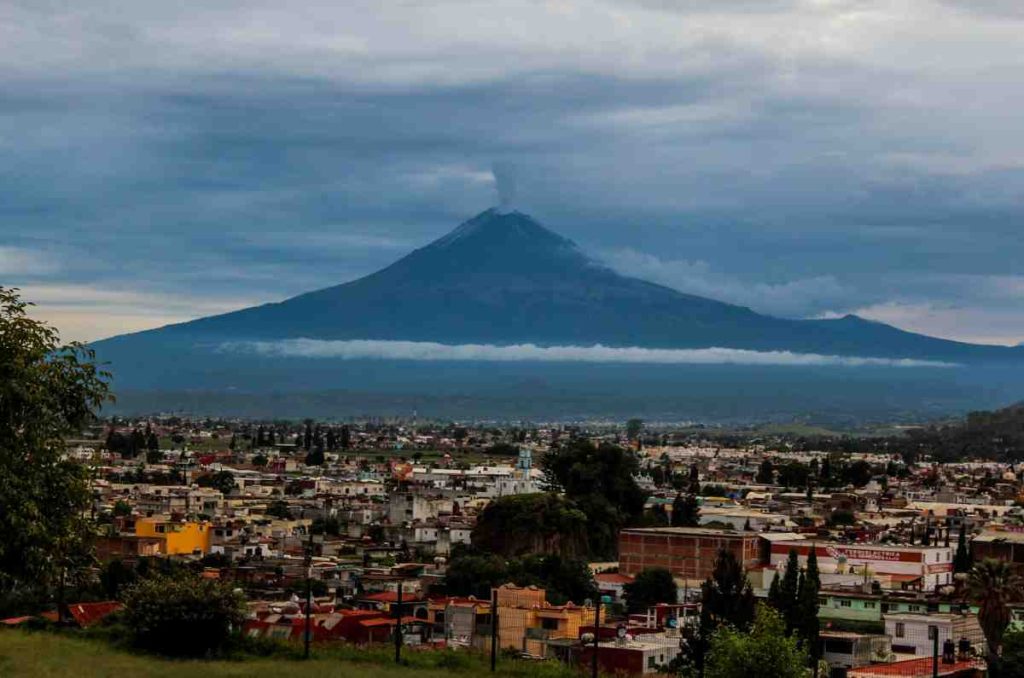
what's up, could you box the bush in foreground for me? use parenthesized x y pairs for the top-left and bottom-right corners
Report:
(122, 573), (246, 657)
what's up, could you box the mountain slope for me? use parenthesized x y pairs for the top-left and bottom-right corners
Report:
(95, 208), (1022, 366)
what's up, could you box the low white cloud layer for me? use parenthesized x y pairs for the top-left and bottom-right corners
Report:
(220, 338), (956, 368)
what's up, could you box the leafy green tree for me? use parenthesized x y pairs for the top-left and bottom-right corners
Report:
(122, 572), (246, 656)
(704, 605), (808, 678)
(542, 440), (647, 557)
(0, 287), (111, 602)
(145, 448), (162, 464)
(471, 493), (588, 558)
(993, 629), (1024, 678)
(196, 470), (236, 496)
(624, 568), (677, 613)
(671, 493), (700, 527)
(969, 558), (1022, 667)
(251, 453), (268, 468)
(445, 548), (596, 605)
(112, 500), (132, 517)
(626, 418), (644, 440)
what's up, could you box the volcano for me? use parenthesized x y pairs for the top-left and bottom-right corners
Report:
(91, 208), (1024, 418)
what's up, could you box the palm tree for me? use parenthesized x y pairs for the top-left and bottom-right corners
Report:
(968, 558), (1023, 666)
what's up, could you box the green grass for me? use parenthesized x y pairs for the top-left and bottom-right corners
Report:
(0, 630), (578, 678)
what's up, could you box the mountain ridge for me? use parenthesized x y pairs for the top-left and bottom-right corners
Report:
(93, 208), (1023, 373)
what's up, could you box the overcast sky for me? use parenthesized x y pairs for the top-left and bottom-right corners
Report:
(2, 0), (1023, 344)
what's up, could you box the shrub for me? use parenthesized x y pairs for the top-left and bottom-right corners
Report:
(122, 573), (246, 657)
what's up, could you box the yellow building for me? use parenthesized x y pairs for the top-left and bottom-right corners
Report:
(493, 584), (596, 657)
(134, 517), (212, 555)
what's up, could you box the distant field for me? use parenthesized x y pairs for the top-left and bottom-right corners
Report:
(0, 631), (571, 678)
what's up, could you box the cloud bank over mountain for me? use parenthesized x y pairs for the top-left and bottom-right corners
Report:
(220, 338), (957, 368)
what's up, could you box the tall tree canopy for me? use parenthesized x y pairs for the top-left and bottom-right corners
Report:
(0, 287), (111, 596)
(624, 568), (678, 613)
(471, 492), (589, 558)
(704, 605), (808, 678)
(542, 439), (647, 557)
(969, 558), (1023, 667)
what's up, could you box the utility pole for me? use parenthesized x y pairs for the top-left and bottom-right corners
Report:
(490, 588), (498, 672)
(395, 581), (404, 664)
(931, 625), (939, 678)
(592, 598), (601, 678)
(304, 528), (313, 660)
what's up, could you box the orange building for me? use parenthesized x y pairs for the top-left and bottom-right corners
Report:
(134, 517), (212, 555)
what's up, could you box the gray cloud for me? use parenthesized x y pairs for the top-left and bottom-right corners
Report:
(0, 0), (1022, 343)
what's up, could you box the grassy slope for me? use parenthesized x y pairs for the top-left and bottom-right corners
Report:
(0, 631), (569, 678)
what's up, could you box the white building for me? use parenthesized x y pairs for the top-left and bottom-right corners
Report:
(770, 541), (956, 591)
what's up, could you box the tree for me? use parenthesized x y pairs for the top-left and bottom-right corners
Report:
(542, 440), (647, 557)
(776, 462), (810, 488)
(122, 572), (246, 656)
(471, 493), (588, 558)
(796, 548), (821, 656)
(777, 549), (801, 634)
(672, 493), (700, 527)
(954, 524), (974, 574)
(688, 463), (701, 494)
(145, 448), (162, 464)
(624, 568), (677, 613)
(265, 500), (293, 520)
(0, 287), (111, 601)
(626, 418), (644, 441)
(701, 549), (757, 633)
(251, 453), (268, 468)
(112, 500), (132, 517)
(755, 459), (774, 484)
(305, 447), (325, 466)
(649, 502), (669, 526)
(969, 558), (1022, 667)
(704, 605), (808, 678)
(196, 470), (235, 496)
(993, 629), (1024, 678)
(99, 559), (137, 599)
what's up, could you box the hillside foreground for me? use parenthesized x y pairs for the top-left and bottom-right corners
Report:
(0, 630), (574, 678)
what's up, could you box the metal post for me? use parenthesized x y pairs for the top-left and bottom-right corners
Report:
(931, 625), (939, 678)
(395, 581), (403, 664)
(490, 589), (498, 672)
(304, 530), (313, 660)
(592, 599), (601, 678)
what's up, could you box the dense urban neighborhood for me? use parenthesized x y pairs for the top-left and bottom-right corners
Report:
(6, 407), (1024, 677)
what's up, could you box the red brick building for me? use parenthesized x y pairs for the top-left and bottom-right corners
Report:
(618, 527), (762, 581)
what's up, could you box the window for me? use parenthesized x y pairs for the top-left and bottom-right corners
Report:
(909, 605), (921, 613)
(818, 597), (828, 607)
(864, 602), (876, 609)
(541, 618), (559, 631)
(895, 623), (905, 638)
(840, 600), (852, 607)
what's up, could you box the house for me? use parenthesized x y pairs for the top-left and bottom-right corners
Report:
(883, 612), (984, 658)
(134, 517), (212, 555)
